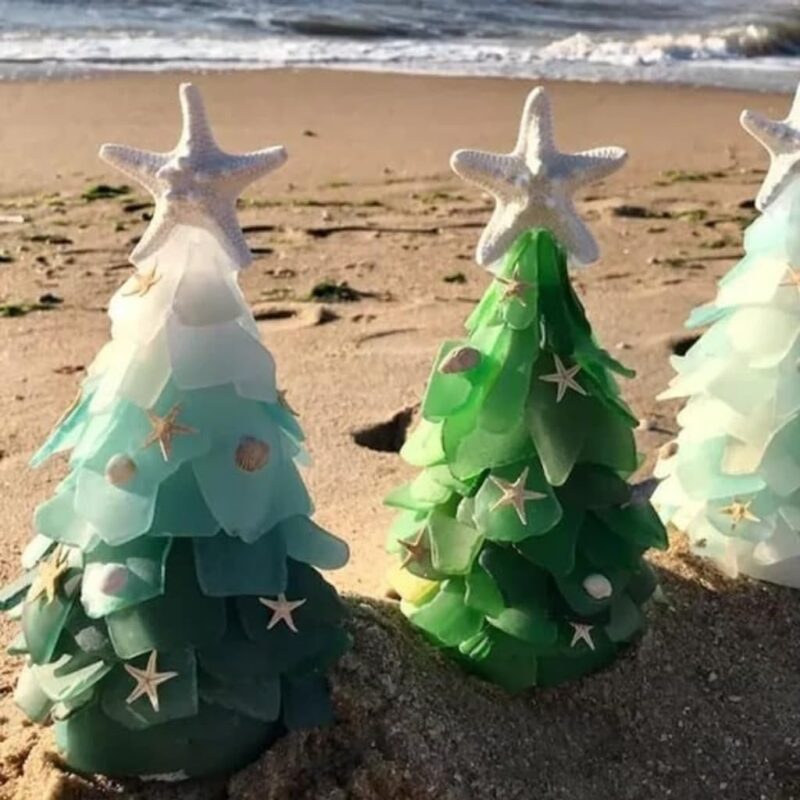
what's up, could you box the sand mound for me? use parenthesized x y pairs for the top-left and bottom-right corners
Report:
(3, 538), (800, 799)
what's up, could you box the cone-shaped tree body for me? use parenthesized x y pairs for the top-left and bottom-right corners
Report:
(653, 178), (800, 588)
(0, 109), (349, 778)
(385, 230), (667, 691)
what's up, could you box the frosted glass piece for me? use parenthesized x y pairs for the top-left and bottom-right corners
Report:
(166, 316), (277, 393)
(82, 537), (172, 618)
(721, 438), (766, 476)
(706, 367), (776, 416)
(74, 468), (157, 545)
(21, 535), (54, 570)
(34, 489), (100, 550)
(717, 255), (787, 308)
(675, 438), (766, 501)
(279, 516), (349, 570)
(725, 306), (800, 367)
(752, 517), (800, 564)
(658, 357), (726, 400)
(116, 330), (171, 410)
(172, 236), (245, 326)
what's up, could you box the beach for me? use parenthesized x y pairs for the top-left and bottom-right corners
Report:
(0, 69), (798, 799)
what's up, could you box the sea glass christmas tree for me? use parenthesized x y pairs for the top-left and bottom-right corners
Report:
(0, 83), (350, 779)
(385, 88), (668, 692)
(653, 86), (800, 588)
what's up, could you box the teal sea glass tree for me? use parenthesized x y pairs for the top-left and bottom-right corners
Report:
(385, 88), (668, 692)
(653, 88), (800, 588)
(0, 84), (349, 779)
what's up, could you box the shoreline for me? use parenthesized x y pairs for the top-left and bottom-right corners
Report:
(0, 62), (796, 94)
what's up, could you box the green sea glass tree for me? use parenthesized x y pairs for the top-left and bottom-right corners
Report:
(385, 88), (667, 691)
(0, 84), (349, 779)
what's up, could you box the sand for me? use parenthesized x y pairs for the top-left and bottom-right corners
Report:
(0, 69), (795, 799)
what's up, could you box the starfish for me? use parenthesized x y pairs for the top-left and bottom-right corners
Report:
(122, 266), (161, 298)
(398, 529), (429, 569)
(496, 270), (533, 306)
(100, 82), (287, 269)
(259, 593), (307, 633)
(741, 83), (800, 211)
(124, 651), (179, 713)
(142, 403), (196, 461)
(450, 86), (626, 267)
(489, 467), (546, 526)
(539, 355), (587, 403)
(568, 622), (595, 652)
(719, 499), (760, 529)
(28, 545), (70, 605)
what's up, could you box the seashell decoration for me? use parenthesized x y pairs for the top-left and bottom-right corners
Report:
(235, 436), (271, 472)
(105, 454), (137, 487)
(582, 573), (613, 600)
(100, 565), (129, 595)
(438, 346), (481, 375)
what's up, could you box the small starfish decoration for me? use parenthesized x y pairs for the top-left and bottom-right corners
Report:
(719, 499), (760, 529)
(496, 270), (533, 306)
(450, 86), (626, 267)
(398, 529), (429, 569)
(28, 545), (70, 605)
(489, 467), (546, 526)
(142, 403), (196, 461)
(122, 266), (161, 298)
(259, 593), (307, 633)
(569, 622), (595, 652)
(539, 355), (587, 403)
(741, 82), (800, 211)
(100, 83), (287, 269)
(124, 651), (179, 713)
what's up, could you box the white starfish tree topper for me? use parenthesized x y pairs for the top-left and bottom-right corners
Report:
(741, 82), (800, 212)
(100, 82), (287, 269)
(450, 86), (627, 268)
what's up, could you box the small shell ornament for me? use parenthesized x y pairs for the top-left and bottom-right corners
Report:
(582, 573), (613, 600)
(235, 437), (271, 472)
(105, 454), (137, 487)
(439, 346), (481, 375)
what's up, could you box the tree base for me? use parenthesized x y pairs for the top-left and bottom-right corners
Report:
(55, 701), (283, 779)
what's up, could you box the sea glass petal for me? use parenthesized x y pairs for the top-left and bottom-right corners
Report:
(148, 464), (220, 537)
(402, 579), (482, 647)
(198, 671), (281, 722)
(32, 649), (112, 703)
(82, 536), (172, 618)
(193, 528), (287, 597)
(422, 341), (478, 421)
(427, 511), (483, 575)
(279, 516), (349, 571)
(400, 418), (445, 467)
(282, 674), (335, 729)
(74, 467), (158, 546)
(106, 542), (226, 659)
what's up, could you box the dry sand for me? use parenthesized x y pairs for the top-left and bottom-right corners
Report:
(0, 69), (797, 799)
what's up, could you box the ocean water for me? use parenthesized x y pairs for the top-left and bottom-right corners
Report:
(0, 0), (798, 90)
